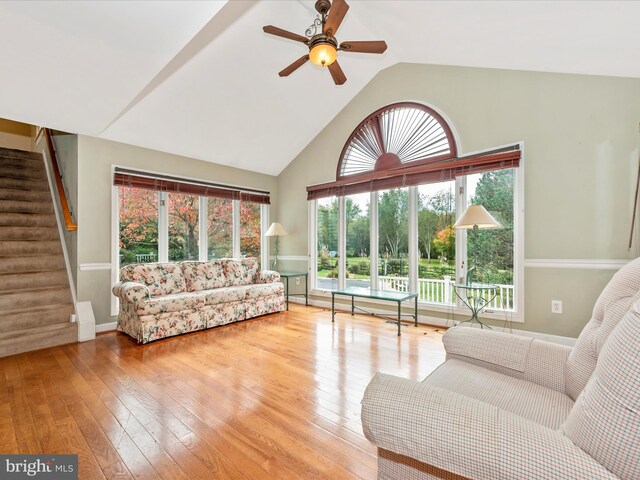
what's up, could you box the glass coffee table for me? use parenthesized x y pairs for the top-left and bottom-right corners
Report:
(331, 287), (418, 336)
(453, 283), (498, 329)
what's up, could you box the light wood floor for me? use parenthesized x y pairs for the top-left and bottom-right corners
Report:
(0, 304), (446, 479)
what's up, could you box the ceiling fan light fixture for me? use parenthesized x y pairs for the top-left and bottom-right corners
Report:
(309, 38), (337, 67)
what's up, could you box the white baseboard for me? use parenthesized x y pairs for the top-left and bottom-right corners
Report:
(76, 301), (96, 341)
(294, 297), (577, 346)
(96, 321), (117, 333)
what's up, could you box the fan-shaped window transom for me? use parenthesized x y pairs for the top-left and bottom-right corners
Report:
(337, 102), (456, 178)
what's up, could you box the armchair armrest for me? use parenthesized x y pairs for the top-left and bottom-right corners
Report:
(255, 270), (281, 284)
(112, 281), (150, 304)
(361, 373), (618, 480)
(443, 327), (571, 393)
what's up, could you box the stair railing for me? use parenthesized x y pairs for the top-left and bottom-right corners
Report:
(41, 128), (77, 231)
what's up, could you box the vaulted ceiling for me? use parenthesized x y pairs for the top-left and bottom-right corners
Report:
(0, 1), (638, 175)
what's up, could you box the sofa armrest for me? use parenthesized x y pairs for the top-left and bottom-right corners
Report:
(255, 270), (281, 284)
(443, 327), (571, 393)
(112, 281), (150, 304)
(361, 373), (618, 480)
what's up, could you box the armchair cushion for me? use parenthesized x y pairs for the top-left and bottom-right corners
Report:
(443, 327), (572, 394)
(362, 373), (617, 480)
(424, 359), (574, 429)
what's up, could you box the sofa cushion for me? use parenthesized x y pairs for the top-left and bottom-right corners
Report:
(181, 260), (226, 292)
(222, 258), (259, 287)
(120, 262), (187, 297)
(424, 359), (574, 429)
(136, 291), (207, 316)
(562, 301), (640, 480)
(244, 282), (284, 299)
(203, 286), (246, 305)
(566, 257), (640, 400)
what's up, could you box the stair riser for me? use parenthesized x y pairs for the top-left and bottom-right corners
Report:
(0, 241), (61, 256)
(0, 177), (49, 192)
(0, 200), (52, 214)
(0, 323), (77, 358)
(0, 270), (68, 292)
(0, 288), (72, 312)
(0, 188), (51, 202)
(0, 166), (46, 181)
(0, 156), (45, 170)
(0, 227), (59, 241)
(0, 304), (74, 332)
(0, 213), (56, 227)
(0, 256), (65, 274)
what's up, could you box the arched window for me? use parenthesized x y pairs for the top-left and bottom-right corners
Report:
(337, 102), (457, 179)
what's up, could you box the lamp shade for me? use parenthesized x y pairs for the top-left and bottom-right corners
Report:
(454, 205), (500, 229)
(265, 222), (288, 237)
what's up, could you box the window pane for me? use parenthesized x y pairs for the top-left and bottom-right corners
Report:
(466, 169), (515, 310)
(240, 201), (261, 261)
(417, 182), (456, 304)
(316, 197), (339, 290)
(377, 188), (408, 292)
(208, 197), (233, 259)
(168, 193), (199, 261)
(119, 187), (158, 266)
(345, 193), (370, 288)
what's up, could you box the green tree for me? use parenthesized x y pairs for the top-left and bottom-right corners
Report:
(378, 189), (408, 258)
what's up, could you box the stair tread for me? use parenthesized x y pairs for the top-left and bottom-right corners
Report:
(0, 284), (70, 295)
(0, 302), (74, 316)
(0, 147), (42, 160)
(0, 321), (76, 339)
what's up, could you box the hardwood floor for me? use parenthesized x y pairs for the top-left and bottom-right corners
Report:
(0, 304), (446, 479)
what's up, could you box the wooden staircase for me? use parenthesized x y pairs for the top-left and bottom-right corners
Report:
(0, 146), (76, 357)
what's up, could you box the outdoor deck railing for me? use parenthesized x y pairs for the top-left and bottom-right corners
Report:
(378, 275), (514, 311)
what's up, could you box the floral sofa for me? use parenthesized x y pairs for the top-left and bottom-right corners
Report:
(112, 258), (285, 343)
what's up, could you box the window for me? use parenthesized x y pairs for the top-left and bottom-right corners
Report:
(418, 182), (456, 304)
(208, 198), (233, 259)
(118, 186), (158, 266)
(465, 169), (515, 310)
(378, 188), (408, 292)
(239, 201), (262, 261)
(345, 193), (371, 288)
(168, 193), (199, 261)
(308, 102), (522, 316)
(316, 196), (339, 290)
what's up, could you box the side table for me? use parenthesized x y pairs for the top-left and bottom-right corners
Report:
(453, 283), (497, 329)
(278, 272), (308, 310)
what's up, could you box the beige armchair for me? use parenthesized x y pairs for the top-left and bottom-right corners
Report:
(361, 258), (640, 480)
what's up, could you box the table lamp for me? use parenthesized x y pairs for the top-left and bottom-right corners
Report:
(453, 205), (500, 284)
(265, 222), (288, 270)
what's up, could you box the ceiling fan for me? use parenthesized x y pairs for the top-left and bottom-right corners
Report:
(263, 0), (387, 85)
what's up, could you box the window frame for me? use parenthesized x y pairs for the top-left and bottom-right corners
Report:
(111, 165), (268, 316)
(310, 142), (525, 322)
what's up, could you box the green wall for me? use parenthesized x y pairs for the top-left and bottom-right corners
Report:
(275, 63), (640, 338)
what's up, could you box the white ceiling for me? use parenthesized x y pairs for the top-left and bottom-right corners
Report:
(0, 1), (639, 176)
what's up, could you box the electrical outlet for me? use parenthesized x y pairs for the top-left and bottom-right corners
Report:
(551, 300), (563, 314)
(295, 277), (301, 285)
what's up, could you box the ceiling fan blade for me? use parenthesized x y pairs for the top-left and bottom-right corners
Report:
(328, 61), (347, 85)
(263, 25), (308, 44)
(339, 40), (387, 54)
(323, 0), (349, 36)
(279, 55), (309, 77)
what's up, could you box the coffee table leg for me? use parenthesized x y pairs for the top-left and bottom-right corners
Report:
(331, 293), (335, 323)
(305, 274), (308, 306)
(397, 301), (401, 336)
(414, 296), (418, 327)
(351, 296), (354, 316)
